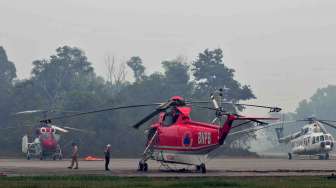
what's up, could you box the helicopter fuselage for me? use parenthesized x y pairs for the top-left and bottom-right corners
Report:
(290, 132), (333, 155)
(144, 106), (274, 166)
(280, 122), (334, 158)
(22, 127), (63, 160)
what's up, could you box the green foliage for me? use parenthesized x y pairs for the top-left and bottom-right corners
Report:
(162, 57), (192, 98)
(0, 47), (16, 125)
(30, 46), (97, 106)
(127, 56), (145, 82)
(290, 85), (336, 135)
(0, 46), (16, 85)
(192, 48), (255, 101)
(296, 85), (336, 119)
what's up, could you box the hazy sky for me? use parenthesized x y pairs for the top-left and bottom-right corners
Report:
(1, 0), (336, 114)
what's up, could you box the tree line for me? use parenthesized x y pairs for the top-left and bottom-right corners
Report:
(0, 45), (264, 157)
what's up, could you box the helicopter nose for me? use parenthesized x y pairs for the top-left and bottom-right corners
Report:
(42, 140), (57, 150)
(321, 142), (325, 148)
(321, 141), (332, 150)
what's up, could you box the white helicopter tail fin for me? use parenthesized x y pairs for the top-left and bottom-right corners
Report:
(22, 135), (29, 153)
(275, 127), (284, 143)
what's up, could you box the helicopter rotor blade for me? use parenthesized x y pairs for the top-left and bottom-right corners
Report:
(14, 110), (47, 115)
(318, 120), (336, 130)
(132, 109), (163, 129)
(219, 101), (282, 112)
(186, 100), (282, 112)
(317, 119), (336, 123)
(229, 120), (298, 136)
(132, 101), (174, 129)
(63, 126), (95, 134)
(0, 127), (16, 130)
(39, 99), (185, 130)
(192, 105), (270, 125)
(50, 125), (69, 133)
(40, 103), (161, 123)
(191, 102), (281, 114)
(14, 109), (83, 115)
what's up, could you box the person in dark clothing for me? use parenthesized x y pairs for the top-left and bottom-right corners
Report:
(104, 144), (111, 171)
(68, 143), (79, 169)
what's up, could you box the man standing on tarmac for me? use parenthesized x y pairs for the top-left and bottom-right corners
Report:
(68, 143), (79, 169)
(104, 144), (111, 171)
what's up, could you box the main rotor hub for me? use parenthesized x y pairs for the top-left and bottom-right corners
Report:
(170, 96), (186, 106)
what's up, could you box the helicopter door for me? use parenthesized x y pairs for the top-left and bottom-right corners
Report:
(158, 123), (178, 147)
(22, 135), (29, 153)
(157, 109), (180, 147)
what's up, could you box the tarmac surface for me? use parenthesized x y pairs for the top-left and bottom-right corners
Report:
(1, 158), (336, 177)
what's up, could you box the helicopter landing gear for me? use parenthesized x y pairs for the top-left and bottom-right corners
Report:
(319, 153), (329, 160)
(53, 145), (63, 160)
(196, 163), (206, 173)
(196, 165), (201, 171)
(138, 129), (158, 172)
(288, 153), (292, 160)
(138, 161), (148, 172)
(200, 163), (206, 173)
(325, 153), (330, 160)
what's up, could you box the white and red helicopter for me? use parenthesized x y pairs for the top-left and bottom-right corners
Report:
(15, 110), (90, 160)
(41, 91), (281, 173)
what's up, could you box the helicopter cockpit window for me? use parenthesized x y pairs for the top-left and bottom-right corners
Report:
(324, 135), (329, 141)
(320, 135), (324, 142)
(162, 108), (180, 127)
(41, 133), (50, 139)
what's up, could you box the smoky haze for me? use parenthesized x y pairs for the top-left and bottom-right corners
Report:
(1, 0), (336, 113)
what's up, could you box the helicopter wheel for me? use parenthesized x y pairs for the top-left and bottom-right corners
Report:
(138, 162), (142, 171)
(200, 163), (206, 174)
(143, 163), (148, 172)
(325, 153), (330, 160)
(288, 153), (292, 160)
(196, 165), (201, 172)
(40, 153), (45, 160)
(138, 162), (144, 171)
(138, 162), (148, 172)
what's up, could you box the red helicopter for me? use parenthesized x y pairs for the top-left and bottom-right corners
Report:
(16, 110), (90, 160)
(41, 91), (281, 173)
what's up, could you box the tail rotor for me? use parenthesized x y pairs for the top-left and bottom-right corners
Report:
(210, 89), (224, 125)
